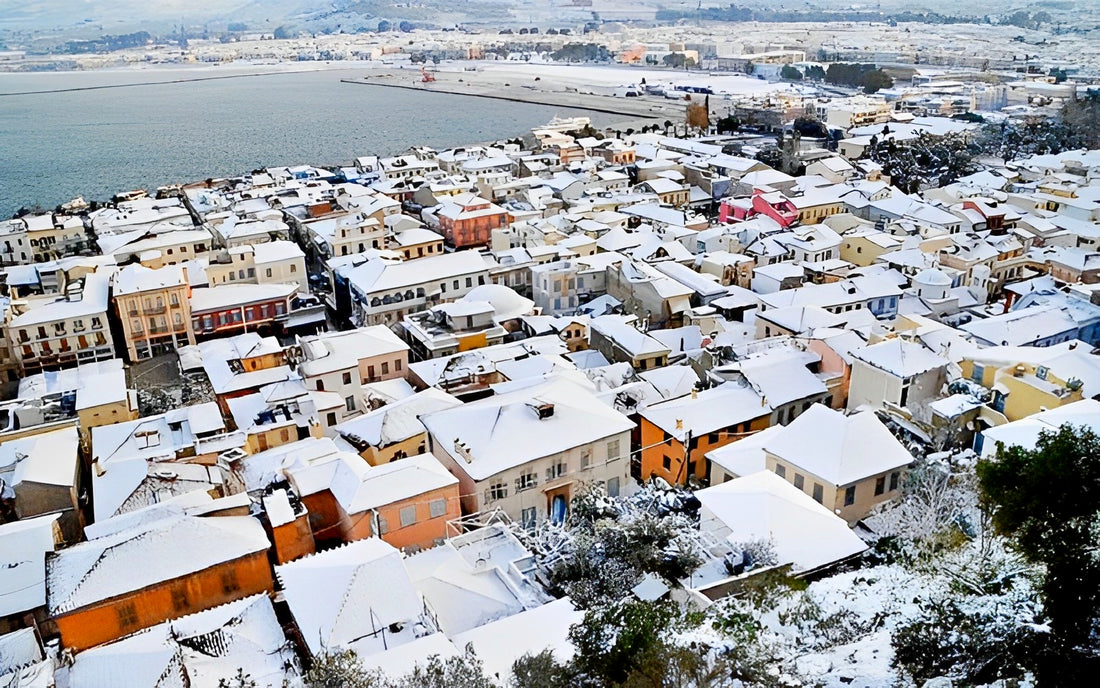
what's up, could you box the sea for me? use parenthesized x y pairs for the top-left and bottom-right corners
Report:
(0, 65), (609, 218)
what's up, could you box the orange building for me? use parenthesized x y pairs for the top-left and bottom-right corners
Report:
(47, 514), (272, 652)
(435, 192), (510, 250)
(289, 452), (461, 553)
(639, 384), (772, 485)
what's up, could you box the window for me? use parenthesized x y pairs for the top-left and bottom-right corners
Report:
(345, 396), (356, 412)
(875, 476), (886, 496)
(775, 464), (786, 479)
(316, 380), (325, 391)
(395, 359), (402, 372)
(812, 483), (824, 503)
(290, 264), (297, 273)
(280, 428), (291, 443)
(342, 371), (352, 385)
(844, 485), (856, 506)
(546, 462), (566, 480)
(580, 449), (591, 470)
(220, 569), (240, 594)
(488, 481), (507, 501)
(117, 602), (140, 630)
(465, 276), (472, 288)
(708, 431), (720, 444)
(662, 455), (672, 472)
(607, 439), (620, 462)
(607, 476), (621, 497)
(381, 362), (389, 375)
(515, 472), (538, 492)
(514, 506), (539, 531)
(266, 268), (273, 278)
(793, 473), (805, 490)
(171, 586), (189, 611)
(367, 365), (375, 380)
(326, 412), (336, 426)
(453, 280), (459, 290)
(889, 471), (900, 491)
(400, 505), (417, 527)
(430, 498), (447, 518)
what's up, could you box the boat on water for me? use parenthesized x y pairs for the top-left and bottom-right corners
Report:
(535, 115), (592, 133)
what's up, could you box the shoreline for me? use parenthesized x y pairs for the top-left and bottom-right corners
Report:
(340, 74), (685, 126)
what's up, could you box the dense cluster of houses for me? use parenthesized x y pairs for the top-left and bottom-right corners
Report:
(2, 115), (1100, 686)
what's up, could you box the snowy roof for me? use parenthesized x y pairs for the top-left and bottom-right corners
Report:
(189, 282), (295, 313)
(4, 426), (79, 489)
(960, 306), (1078, 347)
(344, 251), (489, 295)
(641, 383), (769, 442)
(980, 399), (1100, 457)
(113, 263), (187, 295)
(850, 338), (950, 377)
(696, 471), (868, 575)
(47, 514), (270, 615)
(765, 405), (913, 486)
(450, 598), (583, 683)
(589, 316), (672, 358)
(9, 271), (111, 327)
(334, 387), (461, 449)
(276, 538), (424, 656)
(297, 326), (409, 377)
(68, 594), (295, 688)
(420, 375), (633, 481)
(0, 514), (60, 617)
(731, 348), (828, 408)
(320, 452), (458, 515)
(705, 425), (786, 479)
(359, 632), (460, 679)
(0, 627), (43, 678)
(404, 525), (550, 636)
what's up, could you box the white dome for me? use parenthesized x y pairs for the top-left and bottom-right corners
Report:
(914, 268), (952, 287)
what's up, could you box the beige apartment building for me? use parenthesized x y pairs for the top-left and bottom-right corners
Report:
(4, 271), (115, 374)
(204, 241), (307, 290)
(113, 264), (195, 361)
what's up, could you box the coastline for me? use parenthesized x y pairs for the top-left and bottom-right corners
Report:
(340, 75), (680, 123)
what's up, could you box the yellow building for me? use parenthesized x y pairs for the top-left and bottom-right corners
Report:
(113, 264), (196, 361)
(960, 358), (1084, 422)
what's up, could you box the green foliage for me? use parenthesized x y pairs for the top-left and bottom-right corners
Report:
(780, 64), (803, 81)
(715, 115), (740, 134)
(977, 424), (1100, 682)
(569, 600), (681, 685)
(867, 132), (978, 193)
(824, 63), (893, 93)
(390, 646), (493, 688)
(550, 43), (611, 63)
(892, 595), (1045, 684)
(803, 65), (826, 81)
(662, 53), (696, 69)
(304, 649), (380, 688)
(510, 649), (574, 688)
(975, 116), (1084, 163)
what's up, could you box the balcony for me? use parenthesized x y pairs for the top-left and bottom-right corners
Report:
(143, 305), (167, 315)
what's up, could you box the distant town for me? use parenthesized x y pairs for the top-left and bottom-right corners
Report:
(3, 10), (1100, 687)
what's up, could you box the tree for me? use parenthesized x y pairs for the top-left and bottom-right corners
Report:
(804, 64), (826, 81)
(977, 425), (1100, 684)
(398, 21), (414, 33)
(569, 600), (680, 685)
(780, 64), (803, 81)
(390, 646), (493, 688)
(510, 649), (573, 688)
(377, 20), (392, 32)
(862, 69), (894, 94)
(304, 649), (380, 688)
(273, 25), (293, 40)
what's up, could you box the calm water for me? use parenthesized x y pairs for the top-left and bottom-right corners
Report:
(0, 67), (608, 217)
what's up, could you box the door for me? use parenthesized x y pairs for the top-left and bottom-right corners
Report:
(550, 494), (568, 525)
